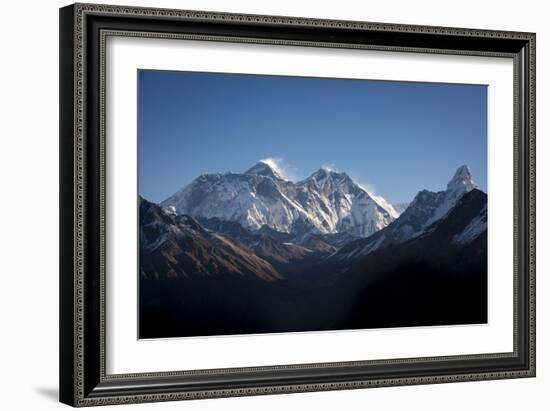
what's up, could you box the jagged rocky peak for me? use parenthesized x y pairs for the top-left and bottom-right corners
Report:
(310, 167), (349, 182)
(302, 167), (356, 194)
(312, 166), (336, 176)
(245, 159), (285, 180)
(410, 164), (479, 227)
(447, 165), (478, 195)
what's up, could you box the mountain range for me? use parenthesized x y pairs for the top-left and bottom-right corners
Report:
(140, 162), (487, 338)
(161, 160), (399, 239)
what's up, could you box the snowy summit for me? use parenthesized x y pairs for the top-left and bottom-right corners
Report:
(245, 159), (286, 180)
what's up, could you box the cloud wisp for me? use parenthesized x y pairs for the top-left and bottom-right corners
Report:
(321, 163), (338, 173)
(258, 157), (301, 181)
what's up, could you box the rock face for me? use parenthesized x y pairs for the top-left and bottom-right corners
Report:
(161, 161), (398, 239)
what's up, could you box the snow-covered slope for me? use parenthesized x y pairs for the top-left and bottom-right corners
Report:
(453, 204), (487, 245)
(161, 161), (397, 238)
(423, 165), (478, 227)
(332, 165), (480, 261)
(293, 168), (395, 237)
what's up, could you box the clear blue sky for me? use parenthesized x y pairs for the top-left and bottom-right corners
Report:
(138, 70), (487, 204)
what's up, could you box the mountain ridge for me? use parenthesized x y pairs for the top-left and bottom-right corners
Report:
(140, 197), (283, 282)
(331, 165), (479, 262)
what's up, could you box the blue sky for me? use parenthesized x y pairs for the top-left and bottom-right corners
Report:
(138, 70), (487, 204)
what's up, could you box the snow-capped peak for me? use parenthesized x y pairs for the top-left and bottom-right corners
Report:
(245, 159), (285, 180)
(421, 165), (478, 227)
(309, 167), (350, 184)
(447, 165), (477, 196)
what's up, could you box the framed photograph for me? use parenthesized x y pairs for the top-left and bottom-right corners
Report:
(59, 3), (536, 407)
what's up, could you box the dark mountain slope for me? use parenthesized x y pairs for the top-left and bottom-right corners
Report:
(196, 216), (330, 274)
(333, 189), (488, 328)
(140, 197), (281, 282)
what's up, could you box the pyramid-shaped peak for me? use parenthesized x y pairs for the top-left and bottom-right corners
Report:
(447, 165), (477, 194)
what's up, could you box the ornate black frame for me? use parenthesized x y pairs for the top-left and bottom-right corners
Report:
(59, 3), (536, 407)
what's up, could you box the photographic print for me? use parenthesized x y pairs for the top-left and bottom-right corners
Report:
(138, 70), (488, 339)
